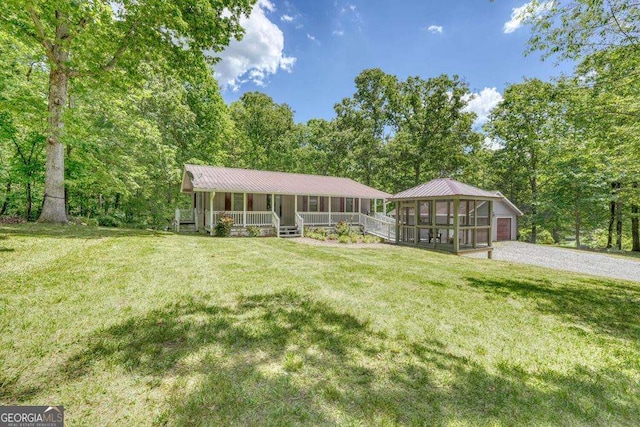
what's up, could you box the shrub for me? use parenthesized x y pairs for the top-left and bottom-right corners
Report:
(338, 235), (350, 244)
(335, 221), (350, 236)
(246, 226), (261, 237)
(327, 233), (338, 241)
(0, 216), (25, 224)
(363, 234), (382, 244)
(518, 228), (555, 244)
(214, 214), (234, 237)
(350, 234), (360, 243)
(97, 215), (121, 228)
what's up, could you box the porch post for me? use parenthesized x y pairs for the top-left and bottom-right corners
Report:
(271, 194), (275, 213)
(395, 201), (401, 244)
(209, 191), (215, 236)
(243, 193), (247, 226)
(294, 194), (298, 213)
(383, 200), (387, 215)
(453, 198), (460, 253)
(488, 199), (494, 249)
(414, 199), (419, 246)
(431, 200), (437, 249)
(328, 196), (332, 225)
(473, 199), (478, 248)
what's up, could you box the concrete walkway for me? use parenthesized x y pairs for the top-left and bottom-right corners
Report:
(465, 241), (640, 283)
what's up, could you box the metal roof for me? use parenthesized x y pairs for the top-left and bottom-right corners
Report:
(182, 165), (391, 199)
(389, 178), (500, 200)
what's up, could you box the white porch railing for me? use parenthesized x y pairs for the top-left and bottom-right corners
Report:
(299, 212), (362, 226)
(272, 211), (280, 237)
(174, 208), (197, 232)
(362, 214), (395, 241)
(205, 211), (273, 228)
(331, 212), (361, 224)
(295, 212), (304, 237)
(374, 212), (395, 223)
(299, 212), (330, 225)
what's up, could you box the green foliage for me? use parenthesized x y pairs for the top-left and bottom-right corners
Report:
(363, 234), (382, 244)
(214, 214), (234, 237)
(246, 226), (261, 237)
(98, 214), (123, 228)
(334, 221), (350, 236)
(337, 235), (351, 244)
(519, 228), (555, 245)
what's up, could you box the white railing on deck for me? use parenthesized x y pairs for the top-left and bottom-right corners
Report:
(295, 212), (304, 237)
(174, 208), (198, 232)
(205, 211), (273, 227)
(331, 213), (360, 224)
(363, 214), (395, 241)
(299, 212), (362, 226)
(272, 211), (280, 237)
(299, 212), (330, 225)
(374, 212), (395, 224)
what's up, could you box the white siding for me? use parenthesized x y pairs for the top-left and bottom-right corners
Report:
(492, 200), (518, 240)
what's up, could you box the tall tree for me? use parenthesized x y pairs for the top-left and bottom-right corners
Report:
(229, 92), (296, 171)
(335, 69), (397, 186)
(485, 79), (558, 243)
(386, 74), (479, 191)
(2, 0), (256, 223)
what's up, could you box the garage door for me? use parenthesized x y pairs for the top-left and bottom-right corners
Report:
(497, 218), (511, 241)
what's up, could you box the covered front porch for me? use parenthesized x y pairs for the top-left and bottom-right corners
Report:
(176, 191), (392, 238)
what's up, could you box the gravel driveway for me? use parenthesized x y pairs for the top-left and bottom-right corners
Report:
(465, 241), (640, 283)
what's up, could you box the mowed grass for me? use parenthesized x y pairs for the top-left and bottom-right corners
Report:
(1, 224), (639, 426)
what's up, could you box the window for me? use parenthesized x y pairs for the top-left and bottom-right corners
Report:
(233, 193), (243, 211)
(345, 197), (354, 212)
(309, 196), (319, 212)
(267, 194), (272, 210)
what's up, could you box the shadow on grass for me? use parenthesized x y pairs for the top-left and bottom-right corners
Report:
(467, 277), (640, 341)
(0, 223), (168, 239)
(20, 290), (631, 425)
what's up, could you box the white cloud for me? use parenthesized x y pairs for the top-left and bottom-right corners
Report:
(280, 14), (294, 22)
(504, 1), (553, 34)
(214, 0), (296, 91)
(307, 33), (320, 44)
(332, 29), (344, 36)
(463, 87), (503, 126)
(427, 25), (443, 34)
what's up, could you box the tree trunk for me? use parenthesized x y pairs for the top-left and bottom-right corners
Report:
(26, 182), (33, 221)
(616, 196), (623, 250)
(38, 15), (70, 223)
(632, 182), (639, 252)
(607, 182), (617, 249)
(530, 175), (537, 244)
(574, 209), (581, 248)
(0, 182), (11, 215)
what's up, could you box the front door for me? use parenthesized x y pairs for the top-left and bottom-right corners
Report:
(276, 195), (296, 226)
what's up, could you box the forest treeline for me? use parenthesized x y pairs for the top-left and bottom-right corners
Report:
(0, 1), (638, 250)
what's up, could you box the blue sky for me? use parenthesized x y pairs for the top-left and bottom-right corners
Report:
(215, 0), (572, 126)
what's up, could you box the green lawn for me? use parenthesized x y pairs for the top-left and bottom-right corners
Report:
(1, 224), (639, 426)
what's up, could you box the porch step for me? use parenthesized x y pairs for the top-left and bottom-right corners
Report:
(279, 225), (301, 238)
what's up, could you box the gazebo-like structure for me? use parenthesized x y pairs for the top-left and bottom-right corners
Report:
(388, 178), (501, 258)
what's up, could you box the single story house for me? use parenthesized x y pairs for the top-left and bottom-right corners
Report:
(177, 165), (392, 237)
